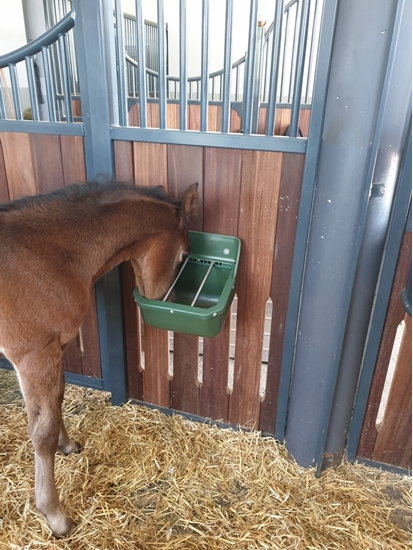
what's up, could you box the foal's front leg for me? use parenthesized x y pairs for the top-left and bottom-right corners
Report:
(18, 348), (75, 537)
(57, 368), (81, 456)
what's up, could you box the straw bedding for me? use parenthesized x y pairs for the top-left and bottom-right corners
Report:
(0, 369), (411, 549)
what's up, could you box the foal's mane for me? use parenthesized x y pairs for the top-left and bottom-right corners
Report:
(0, 180), (181, 213)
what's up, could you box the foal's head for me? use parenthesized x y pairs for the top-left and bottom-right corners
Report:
(131, 183), (198, 300)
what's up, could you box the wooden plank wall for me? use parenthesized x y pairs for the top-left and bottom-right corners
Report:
(357, 231), (412, 470)
(128, 103), (311, 137)
(114, 141), (304, 431)
(0, 132), (101, 379)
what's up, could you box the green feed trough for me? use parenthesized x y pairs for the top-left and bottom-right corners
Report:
(133, 231), (241, 338)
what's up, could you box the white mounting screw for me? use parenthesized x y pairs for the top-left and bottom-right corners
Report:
(223, 248), (230, 256)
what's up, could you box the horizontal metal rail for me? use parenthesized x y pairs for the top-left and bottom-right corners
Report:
(0, 11), (75, 68)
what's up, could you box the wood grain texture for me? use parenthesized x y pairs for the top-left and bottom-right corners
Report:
(229, 150), (283, 427)
(0, 132), (36, 199)
(133, 142), (170, 407)
(168, 145), (204, 414)
(60, 135), (86, 185)
(30, 134), (64, 193)
(357, 232), (412, 461)
(121, 261), (143, 400)
(114, 140), (134, 183)
(373, 313), (411, 469)
(200, 147), (243, 421)
(115, 140), (141, 397)
(0, 137), (9, 203)
(259, 153), (305, 434)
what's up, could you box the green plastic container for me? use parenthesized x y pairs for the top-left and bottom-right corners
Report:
(133, 231), (241, 337)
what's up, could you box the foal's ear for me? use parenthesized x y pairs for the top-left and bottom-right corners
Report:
(181, 182), (199, 228)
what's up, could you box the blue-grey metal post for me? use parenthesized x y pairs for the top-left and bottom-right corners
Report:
(243, 0), (258, 135)
(179, 0), (188, 130)
(221, 0), (234, 133)
(200, 0), (210, 132)
(72, 0), (127, 405)
(22, 0), (50, 121)
(157, 0), (167, 129)
(135, 0), (147, 128)
(265, 0), (284, 136)
(322, 0), (411, 470)
(275, 0), (339, 442)
(284, 0), (401, 468)
(347, 127), (412, 466)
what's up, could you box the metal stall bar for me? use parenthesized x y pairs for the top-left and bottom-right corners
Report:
(325, 0), (411, 471)
(275, 0), (339, 442)
(221, 0), (234, 133)
(115, 0), (128, 127)
(266, 0), (284, 136)
(58, 34), (73, 122)
(0, 77), (6, 119)
(25, 56), (40, 121)
(179, 0), (188, 130)
(243, 0), (259, 135)
(135, 0), (147, 128)
(282, 0), (402, 468)
(41, 46), (56, 121)
(8, 64), (23, 120)
(200, 0), (210, 132)
(290, 0), (311, 137)
(347, 128), (412, 467)
(157, 0), (167, 129)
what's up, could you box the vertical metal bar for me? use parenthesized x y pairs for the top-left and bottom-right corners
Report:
(179, 0), (188, 130)
(135, 0), (147, 127)
(115, 0), (128, 126)
(279, 9), (289, 103)
(275, 0), (339, 443)
(251, 19), (265, 134)
(200, 0), (210, 132)
(157, 0), (167, 129)
(304, 0), (318, 103)
(288, 2), (301, 103)
(290, 0), (311, 137)
(25, 56), (40, 121)
(221, 0), (234, 133)
(266, 0), (284, 136)
(8, 64), (23, 120)
(243, 0), (259, 135)
(41, 46), (56, 121)
(0, 80), (6, 119)
(58, 34), (73, 123)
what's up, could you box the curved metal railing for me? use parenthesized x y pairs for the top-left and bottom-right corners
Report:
(0, 10), (76, 122)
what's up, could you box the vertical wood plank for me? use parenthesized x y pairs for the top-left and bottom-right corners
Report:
(60, 135), (86, 185)
(114, 140), (134, 183)
(200, 148), (243, 421)
(167, 104), (179, 129)
(114, 139), (143, 397)
(30, 134), (64, 193)
(357, 232), (412, 459)
(128, 103), (140, 127)
(0, 133), (36, 199)
(133, 142), (170, 407)
(299, 109), (311, 137)
(372, 313), (412, 469)
(259, 153), (305, 434)
(167, 145), (204, 414)
(188, 105), (201, 131)
(121, 261), (143, 400)
(0, 137), (10, 203)
(229, 150), (283, 427)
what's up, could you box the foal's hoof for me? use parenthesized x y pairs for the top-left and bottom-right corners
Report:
(49, 513), (75, 538)
(59, 440), (82, 456)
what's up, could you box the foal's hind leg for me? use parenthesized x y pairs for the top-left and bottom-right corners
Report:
(57, 367), (81, 455)
(17, 345), (74, 537)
